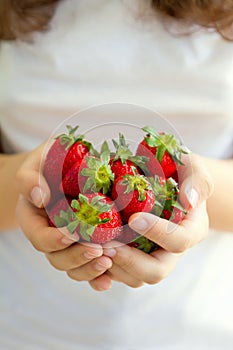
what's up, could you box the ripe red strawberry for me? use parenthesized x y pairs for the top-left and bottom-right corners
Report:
(43, 125), (91, 198)
(136, 126), (188, 178)
(111, 170), (155, 223)
(110, 133), (148, 178)
(117, 225), (158, 253)
(54, 193), (122, 244)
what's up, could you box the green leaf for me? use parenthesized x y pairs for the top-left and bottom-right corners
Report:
(67, 221), (79, 233)
(71, 200), (80, 211)
(78, 194), (89, 205)
(156, 145), (166, 163)
(54, 215), (67, 227)
(142, 126), (159, 138)
(91, 195), (105, 206)
(100, 141), (110, 154)
(83, 176), (95, 193)
(100, 150), (110, 165)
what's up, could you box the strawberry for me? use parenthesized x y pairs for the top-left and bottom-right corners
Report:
(110, 133), (148, 178)
(117, 225), (158, 254)
(54, 193), (122, 244)
(111, 170), (155, 223)
(43, 125), (91, 198)
(149, 176), (187, 224)
(136, 126), (188, 178)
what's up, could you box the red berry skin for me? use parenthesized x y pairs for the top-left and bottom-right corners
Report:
(162, 207), (185, 224)
(136, 139), (176, 179)
(73, 193), (123, 244)
(47, 197), (71, 227)
(111, 177), (155, 224)
(160, 151), (177, 179)
(91, 206), (122, 244)
(59, 160), (86, 197)
(110, 159), (140, 179)
(43, 139), (68, 195)
(62, 143), (89, 178)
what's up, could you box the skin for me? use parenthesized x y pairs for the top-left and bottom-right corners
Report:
(1, 141), (232, 291)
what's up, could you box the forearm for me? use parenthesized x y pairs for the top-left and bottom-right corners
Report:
(205, 157), (233, 232)
(0, 152), (28, 230)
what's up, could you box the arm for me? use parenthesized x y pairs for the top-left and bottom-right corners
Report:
(0, 152), (28, 230)
(205, 158), (233, 232)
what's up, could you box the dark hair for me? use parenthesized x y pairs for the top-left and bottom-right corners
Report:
(0, 0), (233, 40)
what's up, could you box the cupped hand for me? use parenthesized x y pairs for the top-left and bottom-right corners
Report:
(15, 143), (113, 291)
(89, 153), (214, 291)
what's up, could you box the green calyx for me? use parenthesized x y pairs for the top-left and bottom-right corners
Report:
(112, 133), (148, 172)
(149, 176), (186, 216)
(121, 171), (152, 202)
(133, 235), (158, 254)
(81, 144), (114, 194)
(142, 126), (189, 164)
(54, 207), (76, 228)
(67, 194), (112, 241)
(57, 125), (92, 151)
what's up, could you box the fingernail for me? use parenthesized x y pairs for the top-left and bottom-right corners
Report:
(31, 186), (44, 207)
(129, 216), (149, 232)
(185, 186), (199, 208)
(84, 251), (101, 260)
(61, 237), (76, 245)
(59, 227), (79, 243)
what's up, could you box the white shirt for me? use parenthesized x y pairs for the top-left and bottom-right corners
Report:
(0, 1), (233, 349)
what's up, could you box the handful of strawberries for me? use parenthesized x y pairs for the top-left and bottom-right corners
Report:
(43, 125), (188, 253)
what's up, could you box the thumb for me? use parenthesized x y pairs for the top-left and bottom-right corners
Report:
(15, 143), (51, 208)
(179, 162), (214, 210)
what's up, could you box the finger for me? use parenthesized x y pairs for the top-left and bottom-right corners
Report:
(46, 242), (103, 271)
(128, 204), (208, 254)
(67, 256), (112, 282)
(15, 143), (51, 207)
(89, 274), (112, 291)
(104, 245), (179, 284)
(106, 265), (144, 288)
(16, 195), (80, 252)
(178, 153), (214, 209)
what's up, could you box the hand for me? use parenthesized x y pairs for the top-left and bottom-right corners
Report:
(15, 144), (113, 291)
(89, 153), (214, 291)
